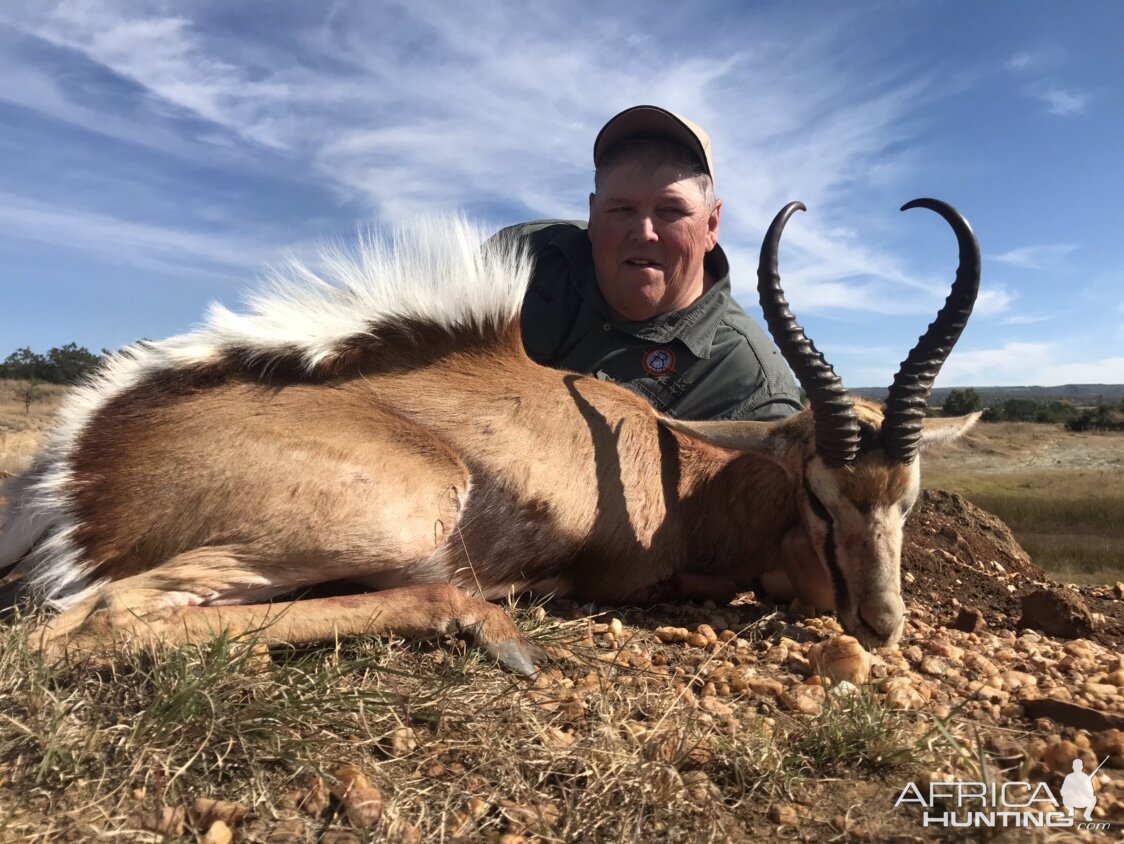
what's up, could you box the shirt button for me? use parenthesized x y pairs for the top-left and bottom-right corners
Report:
(602, 323), (612, 332)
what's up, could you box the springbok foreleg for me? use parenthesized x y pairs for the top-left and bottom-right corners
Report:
(36, 583), (545, 677)
(31, 549), (546, 676)
(758, 525), (835, 610)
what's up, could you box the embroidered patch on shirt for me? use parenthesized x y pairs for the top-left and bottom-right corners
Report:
(642, 348), (676, 376)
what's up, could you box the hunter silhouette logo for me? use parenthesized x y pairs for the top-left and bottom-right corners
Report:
(1061, 759), (1100, 822)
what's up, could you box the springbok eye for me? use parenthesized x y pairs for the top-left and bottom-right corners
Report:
(803, 478), (832, 523)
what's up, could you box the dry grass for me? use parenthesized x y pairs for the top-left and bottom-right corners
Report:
(0, 603), (942, 842)
(0, 380), (67, 476)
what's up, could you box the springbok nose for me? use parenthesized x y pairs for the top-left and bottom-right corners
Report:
(857, 595), (905, 648)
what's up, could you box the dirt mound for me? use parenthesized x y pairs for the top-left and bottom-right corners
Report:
(903, 488), (1124, 647)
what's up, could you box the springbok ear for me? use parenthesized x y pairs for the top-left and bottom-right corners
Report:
(662, 418), (789, 460)
(919, 411), (981, 450)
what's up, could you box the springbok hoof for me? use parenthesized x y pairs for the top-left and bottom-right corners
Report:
(485, 638), (548, 678)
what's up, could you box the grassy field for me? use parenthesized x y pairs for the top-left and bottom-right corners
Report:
(922, 423), (1124, 585)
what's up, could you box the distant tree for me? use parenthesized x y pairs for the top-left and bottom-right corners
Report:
(981, 405), (1004, 423)
(943, 388), (983, 416)
(16, 380), (41, 414)
(2, 348), (48, 413)
(45, 343), (102, 384)
(0, 344), (103, 386)
(1, 347), (48, 382)
(1001, 398), (1040, 422)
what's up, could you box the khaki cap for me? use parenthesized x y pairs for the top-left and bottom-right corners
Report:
(593, 105), (714, 179)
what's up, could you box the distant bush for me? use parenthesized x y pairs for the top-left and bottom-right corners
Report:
(978, 396), (1122, 429)
(1066, 401), (1124, 432)
(1034, 400), (1080, 425)
(981, 398), (1081, 425)
(942, 388), (983, 416)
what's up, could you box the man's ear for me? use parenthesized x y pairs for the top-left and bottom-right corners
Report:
(706, 198), (722, 250)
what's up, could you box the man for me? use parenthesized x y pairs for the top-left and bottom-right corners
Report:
(497, 105), (801, 421)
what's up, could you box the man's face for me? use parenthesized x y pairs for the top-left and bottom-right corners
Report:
(588, 161), (721, 322)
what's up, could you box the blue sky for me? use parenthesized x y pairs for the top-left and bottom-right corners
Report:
(1, 0), (1122, 388)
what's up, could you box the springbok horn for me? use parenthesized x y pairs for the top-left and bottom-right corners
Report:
(758, 202), (860, 466)
(883, 198), (981, 464)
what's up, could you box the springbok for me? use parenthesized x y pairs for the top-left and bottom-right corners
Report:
(0, 199), (980, 676)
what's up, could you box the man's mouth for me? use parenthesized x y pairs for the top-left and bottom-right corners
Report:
(625, 258), (662, 268)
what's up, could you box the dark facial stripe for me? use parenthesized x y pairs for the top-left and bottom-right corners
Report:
(804, 475), (849, 613)
(822, 519), (849, 616)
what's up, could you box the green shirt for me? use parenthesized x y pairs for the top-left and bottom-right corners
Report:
(499, 220), (802, 422)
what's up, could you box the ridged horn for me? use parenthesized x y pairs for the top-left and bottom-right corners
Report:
(758, 202), (860, 466)
(883, 198), (981, 464)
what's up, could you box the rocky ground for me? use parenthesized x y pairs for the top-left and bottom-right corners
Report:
(897, 490), (1124, 833)
(519, 487), (1124, 840)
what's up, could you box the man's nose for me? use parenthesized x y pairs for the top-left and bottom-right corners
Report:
(629, 214), (658, 241)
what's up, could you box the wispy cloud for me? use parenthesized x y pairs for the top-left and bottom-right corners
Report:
(0, 42), (207, 162)
(1005, 52), (1038, 72)
(1001, 314), (1052, 326)
(1037, 358), (1124, 384)
(720, 244), (934, 319)
(935, 341), (1054, 385)
(1004, 49), (1059, 73)
(991, 244), (1078, 270)
(3, 5), (295, 149)
(936, 341), (1124, 386)
(0, 192), (284, 276)
(973, 285), (1015, 317)
(1035, 85), (1089, 116)
(1002, 48), (1089, 117)
(2, 0), (1116, 393)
